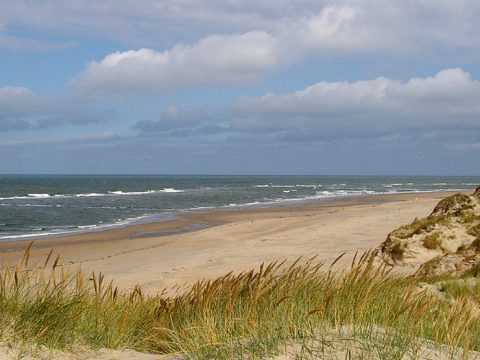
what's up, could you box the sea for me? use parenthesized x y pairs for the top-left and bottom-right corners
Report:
(0, 175), (478, 242)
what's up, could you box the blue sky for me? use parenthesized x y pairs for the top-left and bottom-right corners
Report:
(1, 0), (480, 175)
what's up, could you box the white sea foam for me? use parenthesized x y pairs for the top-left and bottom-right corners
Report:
(108, 190), (156, 195)
(215, 189), (383, 210)
(27, 193), (50, 198)
(0, 194), (52, 200)
(76, 193), (105, 197)
(0, 231), (72, 240)
(160, 188), (184, 193)
(77, 225), (97, 229)
(0, 188), (186, 200)
(254, 184), (297, 188)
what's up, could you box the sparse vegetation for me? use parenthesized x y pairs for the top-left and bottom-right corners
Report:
(431, 193), (473, 216)
(382, 187), (480, 277)
(469, 223), (480, 238)
(459, 210), (479, 224)
(457, 243), (468, 252)
(390, 215), (447, 240)
(422, 232), (443, 250)
(388, 240), (407, 261)
(471, 238), (480, 251)
(2, 245), (480, 358)
(418, 256), (443, 276)
(440, 278), (480, 299)
(462, 264), (480, 278)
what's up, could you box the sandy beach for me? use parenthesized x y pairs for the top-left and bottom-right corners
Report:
(0, 191), (458, 293)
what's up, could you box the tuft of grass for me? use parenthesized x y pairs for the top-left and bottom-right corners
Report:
(457, 243), (468, 252)
(1, 244), (480, 358)
(471, 238), (480, 252)
(388, 240), (407, 261)
(462, 264), (480, 278)
(459, 210), (480, 224)
(422, 232), (443, 250)
(440, 278), (480, 299)
(417, 256), (443, 276)
(468, 223), (480, 238)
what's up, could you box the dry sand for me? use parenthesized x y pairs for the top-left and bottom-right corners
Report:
(0, 191), (457, 293)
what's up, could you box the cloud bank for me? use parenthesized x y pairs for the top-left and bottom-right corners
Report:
(0, 86), (109, 132)
(70, 2), (480, 96)
(229, 68), (480, 139)
(133, 68), (480, 142)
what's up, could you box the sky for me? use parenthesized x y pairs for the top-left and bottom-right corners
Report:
(1, 0), (480, 175)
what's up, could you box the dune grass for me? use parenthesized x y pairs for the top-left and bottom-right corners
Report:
(422, 232), (443, 250)
(1, 244), (479, 359)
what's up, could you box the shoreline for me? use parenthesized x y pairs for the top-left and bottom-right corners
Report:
(0, 188), (469, 245)
(0, 190), (458, 250)
(0, 190), (462, 292)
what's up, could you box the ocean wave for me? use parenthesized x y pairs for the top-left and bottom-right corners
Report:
(160, 188), (184, 193)
(218, 189), (381, 209)
(0, 188), (185, 200)
(0, 212), (177, 241)
(108, 190), (154, 195)
(77, 225), (98, 229)
(76, 193), (105, 197)
(254, 184), (298, 188)
(384, 183), (410, 188)
(0, 194), (52, 200)
(28, 193), (50, 198)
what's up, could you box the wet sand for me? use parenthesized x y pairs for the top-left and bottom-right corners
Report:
(0, 191), (457, 293)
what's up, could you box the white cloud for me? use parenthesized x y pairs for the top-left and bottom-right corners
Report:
(0, 86), (47, 119)
(284, 5), (386, 54)
(4, 1), (480, 56)
(0, 86), (109, 131)
(226, 68), (480, 139)
(129, 68), (480, 142)
(68, 1), (480, 96)
(72, 31), (282, 96)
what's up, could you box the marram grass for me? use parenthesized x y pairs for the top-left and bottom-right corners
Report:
(0, 243), (479, 359)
